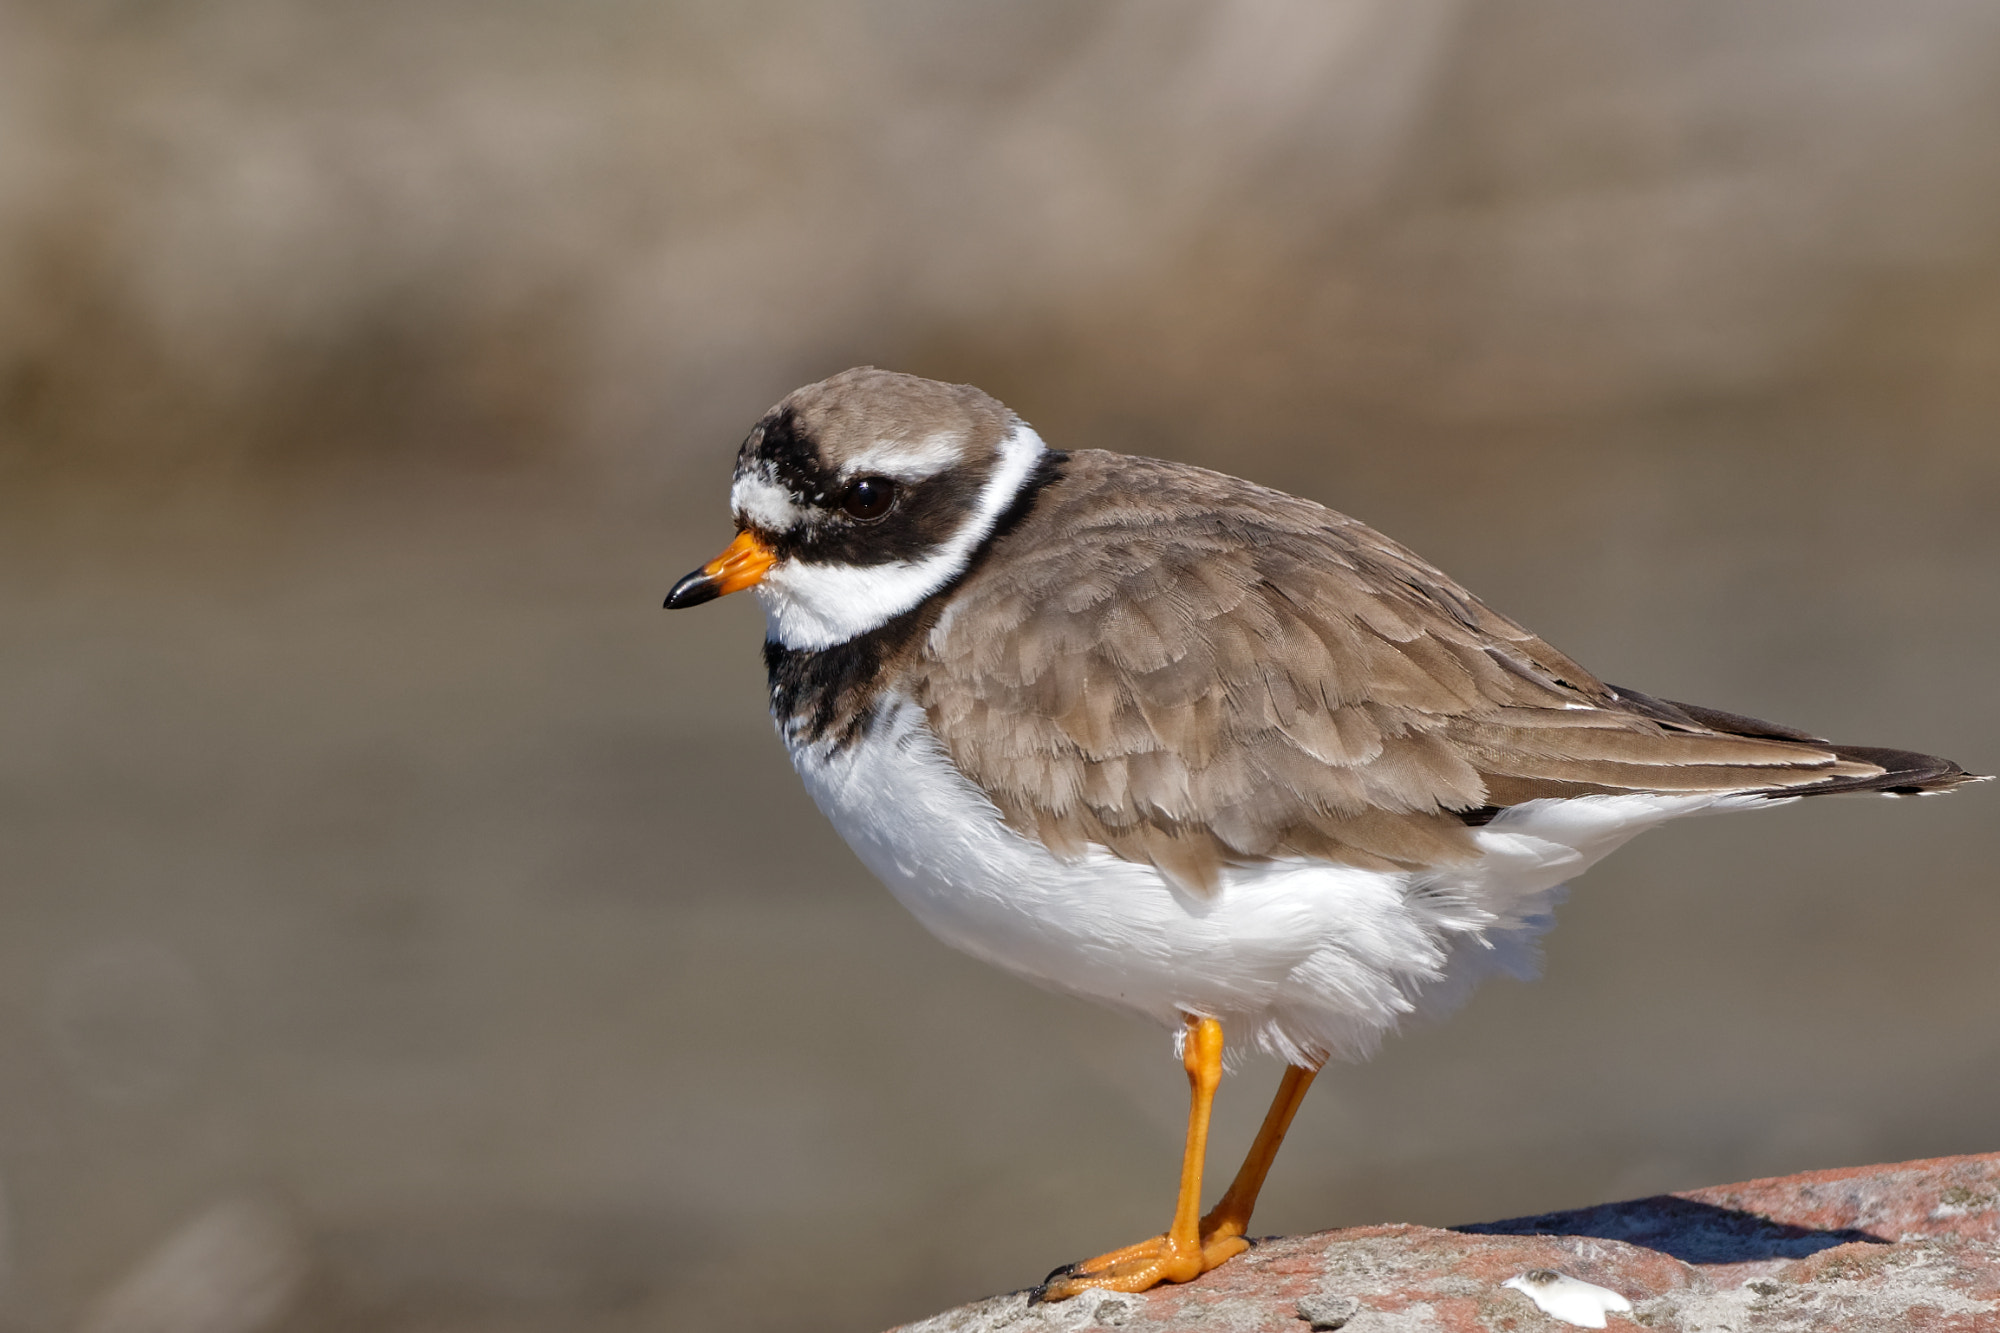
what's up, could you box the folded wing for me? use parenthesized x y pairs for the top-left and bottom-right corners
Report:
(915, 451), (1976, 893)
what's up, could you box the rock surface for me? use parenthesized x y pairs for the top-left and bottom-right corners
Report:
(893, 1152), (2000, 1332)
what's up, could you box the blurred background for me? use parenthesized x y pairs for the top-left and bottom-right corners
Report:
(3, 1), (1998, 1330)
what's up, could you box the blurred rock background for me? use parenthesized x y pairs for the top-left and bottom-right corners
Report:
(2, 2), (1997, 1330)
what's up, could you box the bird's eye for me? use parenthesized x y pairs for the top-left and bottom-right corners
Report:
(840, 476), (897, 521)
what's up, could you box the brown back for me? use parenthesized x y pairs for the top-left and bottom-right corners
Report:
(910, 450), (1901, 893)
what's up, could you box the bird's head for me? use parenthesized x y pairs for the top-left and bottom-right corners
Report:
(665, 367), (1047, 649)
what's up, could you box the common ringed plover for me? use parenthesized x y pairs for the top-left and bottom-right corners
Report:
(664, 368), (1982, 1301)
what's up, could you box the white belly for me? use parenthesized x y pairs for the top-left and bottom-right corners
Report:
(787, 694), (1750, 1066)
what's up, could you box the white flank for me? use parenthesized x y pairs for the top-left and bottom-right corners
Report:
(785, 695), (1761, 1066)
(1503, 1271), (1634, 1328)
(756, 425), (1047, 650)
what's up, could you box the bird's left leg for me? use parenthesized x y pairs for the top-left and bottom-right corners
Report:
(1198, 1061), (1319, 1248)
(1032, 1014), (1231, 1302)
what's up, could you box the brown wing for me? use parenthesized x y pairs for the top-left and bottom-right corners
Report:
(912, 450), (1940, 894)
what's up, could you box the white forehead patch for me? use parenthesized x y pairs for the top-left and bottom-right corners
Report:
(730, 469), (800, 532)
(756, 424), (1047, 650)
(840, 432), (966, 482)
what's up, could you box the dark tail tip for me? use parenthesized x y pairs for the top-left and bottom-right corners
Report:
(1777, 744), (1985, 798)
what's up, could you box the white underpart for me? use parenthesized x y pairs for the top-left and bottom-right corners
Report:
(1503, 1271), (1634, 1328)
(754, 424), (1047, 650)
(787, 694), (1777, 1066)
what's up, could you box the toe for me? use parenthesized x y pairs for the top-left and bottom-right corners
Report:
(1031, 1232), (1222, 1302)
(1200, 1232), (1250, 1267)
(1030, 1263), (1084, 1305)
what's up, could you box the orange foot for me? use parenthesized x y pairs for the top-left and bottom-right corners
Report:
(1031, 1222), (1250, 1302)
(1031, 1043), (1321, 1304)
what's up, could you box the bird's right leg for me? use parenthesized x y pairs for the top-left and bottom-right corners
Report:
(1032, 1014), (1231, 1301)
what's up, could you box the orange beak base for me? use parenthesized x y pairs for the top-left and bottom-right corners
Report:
(665, 530), (777, 609)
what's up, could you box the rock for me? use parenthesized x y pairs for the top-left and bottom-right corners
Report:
(1295, 1291), (1360, 1329)
(891, 1151), (2000, 1332)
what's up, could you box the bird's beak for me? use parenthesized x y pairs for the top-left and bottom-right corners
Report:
(665, 529), (777, 609)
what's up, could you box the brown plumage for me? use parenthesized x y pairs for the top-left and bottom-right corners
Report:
(909, 449), (1975, 894)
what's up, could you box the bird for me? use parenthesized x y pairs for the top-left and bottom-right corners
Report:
(663, 367), (1982, 1302)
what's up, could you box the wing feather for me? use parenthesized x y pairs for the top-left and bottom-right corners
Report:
(910, 450), (1901, 895)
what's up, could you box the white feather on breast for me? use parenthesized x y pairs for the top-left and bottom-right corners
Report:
(787, 693), (1768, 1066)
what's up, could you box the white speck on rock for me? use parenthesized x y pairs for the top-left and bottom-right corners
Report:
(1501, 1269), (1633, 1329)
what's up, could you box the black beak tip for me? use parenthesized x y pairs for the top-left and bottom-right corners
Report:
(664, 570), (720, 610)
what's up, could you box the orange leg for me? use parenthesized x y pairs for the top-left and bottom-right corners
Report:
(1035, 1015), (1228, 1302)
(1035, 1021), (1324, 1302)
(1200, 1061), (1318, 1246)
(1036, 1032), (1322, 1302)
